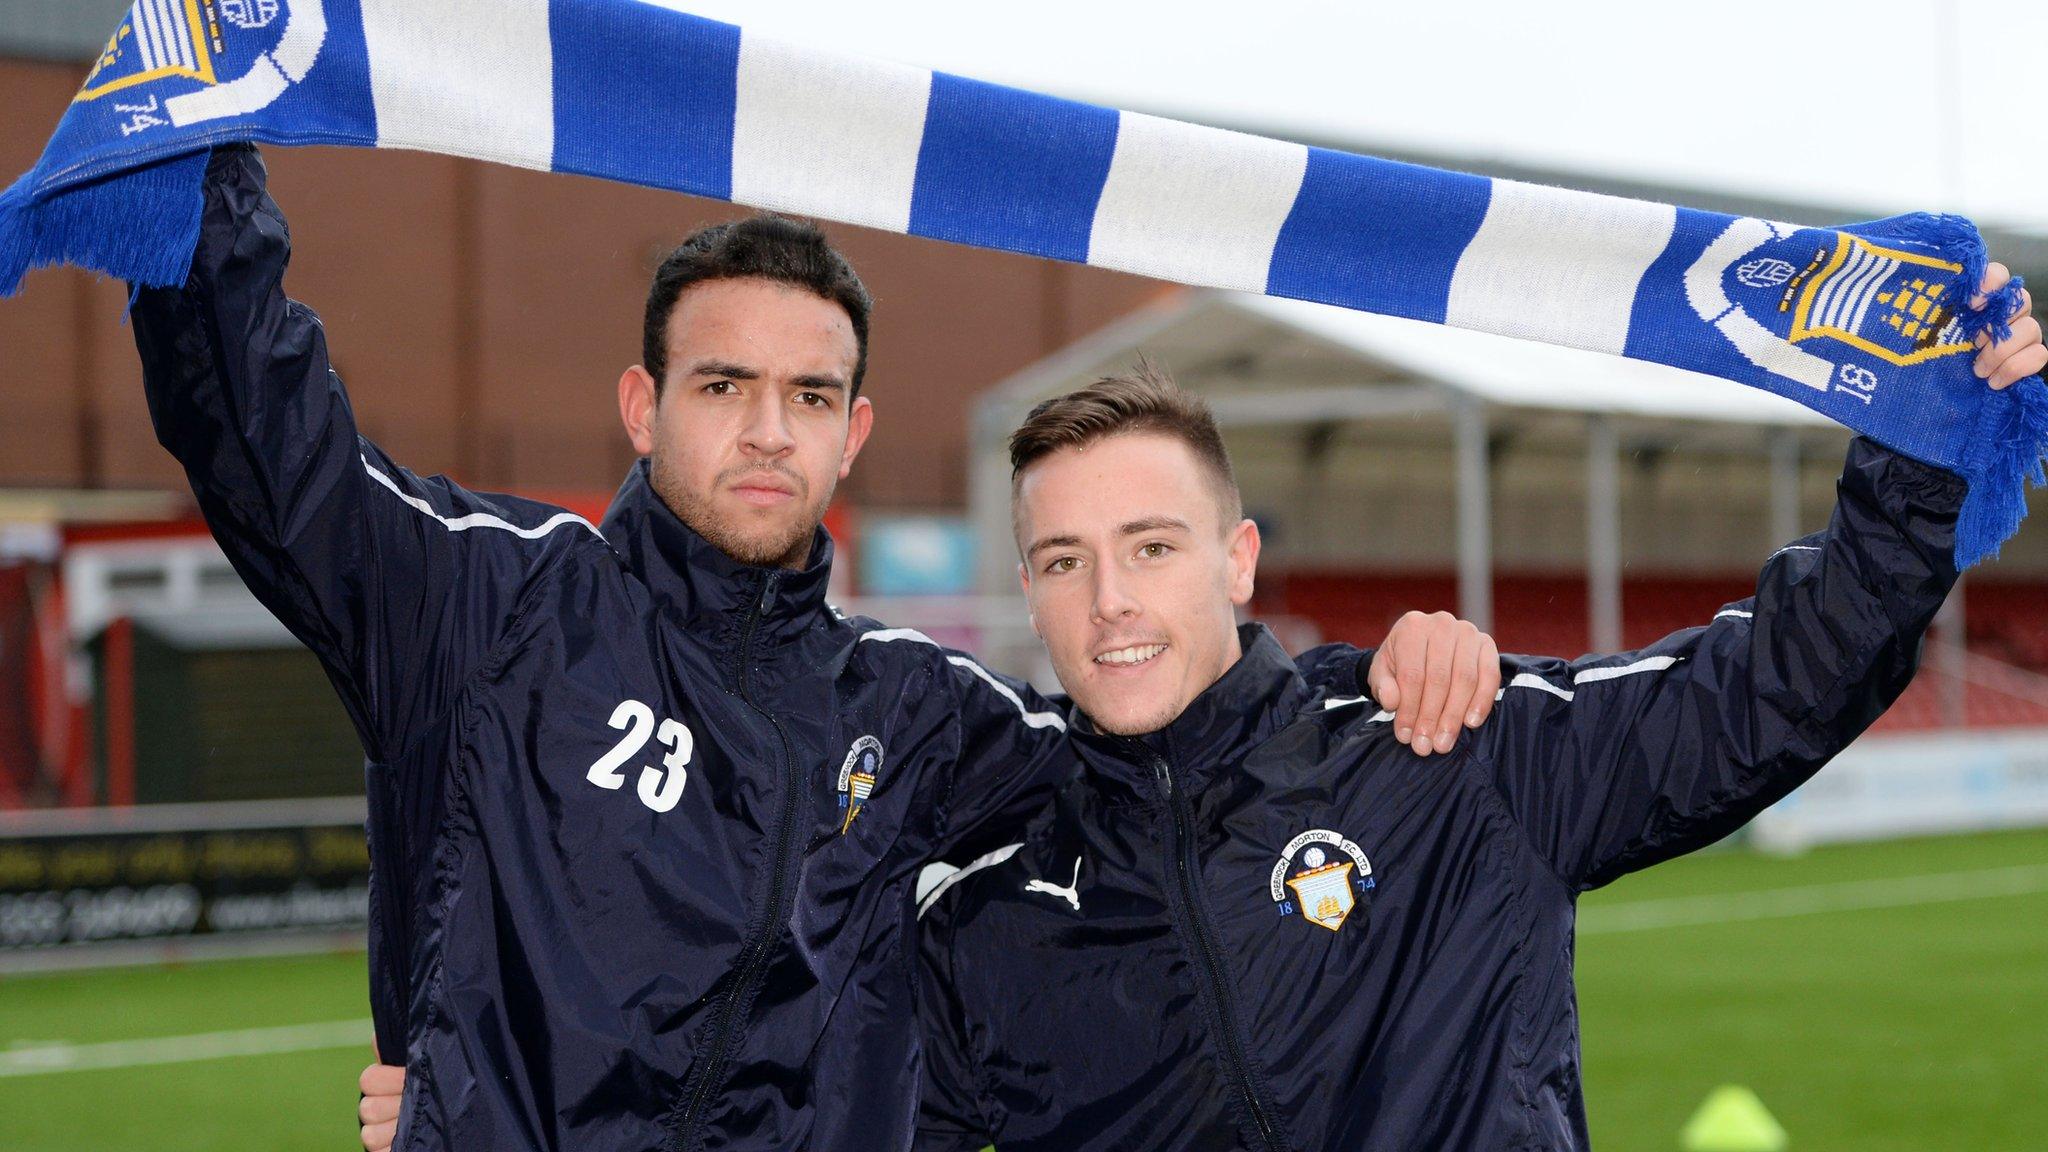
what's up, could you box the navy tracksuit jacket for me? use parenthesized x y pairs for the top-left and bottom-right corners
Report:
(129, 145), (1101, 1151)
(914, 440), (1963, 1151)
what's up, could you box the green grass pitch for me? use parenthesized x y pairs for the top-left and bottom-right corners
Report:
(2, 827), (2043, 1151)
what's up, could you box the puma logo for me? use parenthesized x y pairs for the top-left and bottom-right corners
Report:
(1024, 856), (1083, 912)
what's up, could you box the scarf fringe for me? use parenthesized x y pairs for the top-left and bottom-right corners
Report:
(0, 152), (210, 298)
(0, 174), (29, 297)
(1879, 211), (2025, 345)
(1956, 375), (2048, 568)
(1876, 213), (2041, 567)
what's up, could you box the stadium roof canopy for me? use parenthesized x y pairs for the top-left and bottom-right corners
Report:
(968, 289), (1858, 649)
(992, 290), (1840, 431)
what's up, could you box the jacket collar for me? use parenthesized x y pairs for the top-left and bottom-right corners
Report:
(1070, 623), (1311, 802)
(599, 459), (836, 652)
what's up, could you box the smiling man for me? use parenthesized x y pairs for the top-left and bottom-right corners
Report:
(911, 332), (2038, 1150)
(1022, 423), (1257, 738)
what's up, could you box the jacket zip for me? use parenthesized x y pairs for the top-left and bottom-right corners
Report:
(1139, 742), (1286, 1152)
(668, 572), (800, 1151)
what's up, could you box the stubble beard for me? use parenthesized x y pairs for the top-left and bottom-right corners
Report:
(651, 451), (825, 570)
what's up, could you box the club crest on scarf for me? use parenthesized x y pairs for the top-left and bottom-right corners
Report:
(1789, 234), (1973, 368)
(75, 0), (325, 132)
(836, 735), (884, 833)
(1269, 829), (1374, 932)
(1688, 217), (1975, 407)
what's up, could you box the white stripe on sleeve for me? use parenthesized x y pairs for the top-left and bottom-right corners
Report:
(1320, 694), (1396, 723)
(1499, 671), (1575, 702)
(362, 457), (597, 540)
(858, 628), (1067, 730)
(1493, 655), (1687, 705)
(916, 843), (1024, 918)
(1572, 654), (1681, 685)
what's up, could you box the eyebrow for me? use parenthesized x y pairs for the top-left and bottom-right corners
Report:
(1024, 517), (1193, 560)
(686, 359), (760, 381)
(1025, 533), (1083, 560)
(685, 360), (846, 394)
(1119, 516), (1192, 537)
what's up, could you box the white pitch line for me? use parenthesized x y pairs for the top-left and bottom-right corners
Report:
(6, 866), (2042, 1075)
(1580, 863), (2048, 936)
(0, 1019), (372, 1078)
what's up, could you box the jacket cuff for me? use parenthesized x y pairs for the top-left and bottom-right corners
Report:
(1844, 435), (1967, 520)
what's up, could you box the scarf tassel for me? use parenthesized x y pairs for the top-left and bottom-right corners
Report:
(1956, 373), (2048, 568)
(1872, 212), (2040, 567)
(0, 152), (210, 298)
(1877, 210), (2026, 346)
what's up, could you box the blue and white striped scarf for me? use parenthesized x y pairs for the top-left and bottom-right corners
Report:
(4, 0), (2043, 566)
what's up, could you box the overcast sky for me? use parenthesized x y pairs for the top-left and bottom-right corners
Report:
(663, 0), (2048, 234)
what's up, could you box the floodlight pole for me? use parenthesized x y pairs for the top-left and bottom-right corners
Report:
(1454, 397), (1493, 634)
(970, 403), (1020, 599)
(1937, 576), (1968, 730)
(1768, 428), (1802, 547)
(1586, 415), (1622, 654)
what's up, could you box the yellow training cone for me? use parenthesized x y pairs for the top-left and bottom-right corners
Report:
(1680, 1084), (1788, 1152)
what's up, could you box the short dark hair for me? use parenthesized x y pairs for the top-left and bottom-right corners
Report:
(643, 214), (873, 396)
(1009, 359), (1241, 522)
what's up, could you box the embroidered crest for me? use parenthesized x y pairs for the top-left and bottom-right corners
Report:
(1268, 829), (1373, 932)
(1685, 216), (1973, 406)
(75, 0), (327, 132)
(835, 735), (884, 832)
(1787, 234), (1972, 367)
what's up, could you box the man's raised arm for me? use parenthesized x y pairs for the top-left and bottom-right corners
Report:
(1468, 437), (1963, 892)
(1465, 256), (2041, 893)
(131, 145), (595, 765)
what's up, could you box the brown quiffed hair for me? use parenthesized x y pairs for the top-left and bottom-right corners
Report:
(1008, 359), (1241, 523)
